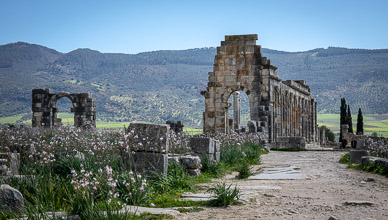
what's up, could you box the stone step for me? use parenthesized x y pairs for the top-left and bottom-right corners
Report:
(0, 158), (8, 165)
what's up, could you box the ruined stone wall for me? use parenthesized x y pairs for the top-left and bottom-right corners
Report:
(201, 34), (318, 143)
(32, 89), (96, 128)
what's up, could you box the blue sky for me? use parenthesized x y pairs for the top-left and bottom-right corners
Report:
(1, 0), (388, 54)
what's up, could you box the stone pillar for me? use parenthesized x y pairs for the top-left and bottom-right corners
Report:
(233, 92), (240, 130)
(32, 89), (54, 127)
(320, 126), (327, 145)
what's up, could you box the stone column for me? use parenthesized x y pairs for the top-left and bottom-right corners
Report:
(233, 91), (240, 130)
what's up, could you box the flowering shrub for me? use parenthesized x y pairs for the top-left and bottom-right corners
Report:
(0, 125), (264, 217)
(116, 170), (149, 205)
(365, 137), (388, 159)
(203, 131), (263, 147)
(0, 125), (150, 218)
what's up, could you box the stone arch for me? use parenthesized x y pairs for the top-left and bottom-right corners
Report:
(200, 35), (268, 133)
(32, 89), (96, 128)
(201, 34), (318, 144)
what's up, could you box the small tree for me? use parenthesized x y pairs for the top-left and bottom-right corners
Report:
(356, 108), (364, 135)
(325, 127), (335, 142)
(346, 105), (353, 133)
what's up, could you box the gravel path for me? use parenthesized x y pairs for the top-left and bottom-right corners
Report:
(176, 151), (388, 220)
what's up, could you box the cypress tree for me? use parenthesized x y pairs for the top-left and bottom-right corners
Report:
(346, 105), (353, 133)
(340, 98), (347, 141)
(357, 108), (364, 135)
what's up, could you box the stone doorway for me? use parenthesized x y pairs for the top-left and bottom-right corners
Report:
(54, 95), (74, 126)
(227, 91), (251, 132)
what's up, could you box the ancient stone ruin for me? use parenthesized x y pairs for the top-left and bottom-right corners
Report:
(166, 120), (184, 133)
(201, 34), (318, 145)
(128, 123), (169, 176)
(32, 89), (96, 128)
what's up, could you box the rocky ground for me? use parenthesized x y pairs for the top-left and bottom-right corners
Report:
(176, 150), (388, 220)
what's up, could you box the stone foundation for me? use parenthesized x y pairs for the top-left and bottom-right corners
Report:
(272, 136), (306, 150)
(128, 123), (169, 176)
(350, 150), (370, 164)
(190, 137), (220, 162)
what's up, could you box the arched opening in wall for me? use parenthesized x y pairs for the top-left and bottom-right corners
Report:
(227, 91), (250, 132)
(55, 97), (74, 126)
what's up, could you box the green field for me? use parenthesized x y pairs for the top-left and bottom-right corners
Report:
(317, 113), (388, 137)
(0, 113), (203, 133)
(2, 113), (386, 137)
(0, 113), (26, 124)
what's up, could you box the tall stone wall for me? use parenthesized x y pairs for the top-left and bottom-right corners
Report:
(32, 89), (96, 128)
(201, 34), (318, 143)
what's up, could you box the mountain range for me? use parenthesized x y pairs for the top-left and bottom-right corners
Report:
(1, 42), (388, 127)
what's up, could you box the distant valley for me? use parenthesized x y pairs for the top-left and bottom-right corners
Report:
(1, 42), (388, 127)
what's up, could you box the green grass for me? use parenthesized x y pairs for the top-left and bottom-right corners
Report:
(318, 113), (388, 137)
(339, 153), (388, 177)
(183, 127), (202, 135)
(96, 121), (131, 129)
(64, 80), (86, 85)
(0, 113), (26, 124)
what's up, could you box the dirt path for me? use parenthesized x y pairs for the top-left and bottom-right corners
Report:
(176, 151), (388, 220)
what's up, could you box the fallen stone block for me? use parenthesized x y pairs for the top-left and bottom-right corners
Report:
(344, 200), (374, 206)
(375, 158), (388, 168)
(0, 184), (24, 213)
(128, 123), (169, 153)
(360, 156), (378, 166)
(119, 205), (180, 217)
(190, 137), (214, 154)
(132, 152), (168, 176)
(350, 150), (369, 164)
(180, 155), (201, 169)
(187, 168), (201, 176)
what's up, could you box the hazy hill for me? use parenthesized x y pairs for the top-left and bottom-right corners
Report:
(1, 42), (388, 127)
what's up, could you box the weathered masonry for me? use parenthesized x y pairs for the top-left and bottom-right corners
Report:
(32, 89), (96, 128)
(201, 34), (318, 143)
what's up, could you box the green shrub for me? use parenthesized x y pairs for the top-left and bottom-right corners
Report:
(201, 156), (224, 177)
(206, 182), (240, 207)
(220, 145), (244, 166)
(359, 162), (388, 177)
(151, 162), (192, 193)
(241, 142), (262, 165)
(339, 153), (350, 164)
(236, 159), (252, 179)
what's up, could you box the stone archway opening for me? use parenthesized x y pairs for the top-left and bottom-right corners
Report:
(227, 91), (250, 132)
(53, 96), (75, 126)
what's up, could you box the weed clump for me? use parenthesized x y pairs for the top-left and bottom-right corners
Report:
(207, 182), (241, 207)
